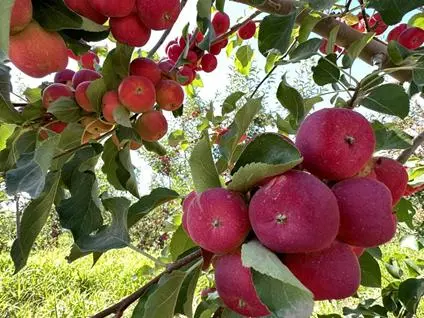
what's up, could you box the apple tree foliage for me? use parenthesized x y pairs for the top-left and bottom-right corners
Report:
(1, 0), (424, 317)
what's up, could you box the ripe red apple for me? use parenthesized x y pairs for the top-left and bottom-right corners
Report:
(319, 39), (343, 54)
(332, 177), (397, 247)
(40, 121), (68, 140)
(54, 69), (75, 85)
(201, 54), (218, 73)
(187, 50), (198, 65)
(72, 69), (102, 88)
(398, 27), (424, 50)
(369, 13), (388, 35)
(80, 51), (99, 70)
(102, 91), (121, 123)
(75, 81), (95, 112)
(238, 20), (256, 40)
(137, 0), (181, 31)
(182, 191), (196, 234)
(373, 157), (408, 205)
(130, 58), (162, 86)
(135, 110), (168, 141)
(186, 188), (250, 254)
(9, 22), (68, 78)
(158, 59), (175, 74)
(88, 0), (135, 17)
(177, 66), (195, 86)
(42, 84), (74, 109)
(10, 0), (32, 35)
(110, 14), (151, 47)
(156, 80), (184, 111)
(118, 76), (156, 113)
(214, 251), (270, 317)
(63, 0), (107, 25)
(249, 170), (340, 253)
(212, 12), (230, 35)
(387, 23), (408, 42)
(167, 44), (184, 62)
(282, 241), (361, 301)
(295, 108), (375, 180)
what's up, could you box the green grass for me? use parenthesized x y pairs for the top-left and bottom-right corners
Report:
(0, 234), (157, 318)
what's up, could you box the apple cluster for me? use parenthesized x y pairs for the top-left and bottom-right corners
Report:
(182, 108), (408, 316)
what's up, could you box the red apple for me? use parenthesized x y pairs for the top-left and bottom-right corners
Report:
(72, 69), (102, 88)
(135, 110), (168, 141)
(102, 91), (122, 123)
(54, 69), (75, 86)
(64, 0), (107, 25)
(201, 54), (218, 73)
(212, 12), (230, 35)
(238, 20), (256, 40)
(398, 27), (424, 50)
(137, 0), (181, 31)
(118, 76), (156, 113)
(156, 80), (184, 111)
(80, 51), (99, 70)
(75, 81), (95, 112)
(88, 0), (135, 17)
(130, 58), (162, 86)
(42, 84), (74, 109)
(10, 0), (32, 35)
(110, 14), (151, 47)
(387, 23), (408, 42)
(176, 65), (195, 86)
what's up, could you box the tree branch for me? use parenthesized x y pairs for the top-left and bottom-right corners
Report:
(91, 249), (202, 318)
(233, 0), (412, 83)
(214, 10), (262, 44)
(397, 131), (424, 164)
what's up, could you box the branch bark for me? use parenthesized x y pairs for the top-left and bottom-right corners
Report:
(233, 0), (412, 83)
(397, 131), (424, 164)
(91, 249), (202, 318)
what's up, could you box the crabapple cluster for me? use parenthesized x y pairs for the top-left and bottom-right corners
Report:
(182, 108), (408, 316)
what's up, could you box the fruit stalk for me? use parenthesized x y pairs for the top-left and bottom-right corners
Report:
(91, 249), (202, 318)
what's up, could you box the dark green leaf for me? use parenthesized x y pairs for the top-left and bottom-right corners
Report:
(170, 226), (197, 261)
(102, 138), (126, 191)
(48, 97), (82, 122)
(87, 78), (107, 114)
(6, 135), (61, 198)
(387, 40), (412, 65)
(0, 60), (12, 102)
(77, 197), (131, 253)
(242, 241), (314, 317)
(298, 12), (321, 43)
(312, 54), (340, 86)
(413, 56), (424, 86)
(197, 0), (212, 33)
(258, 12), (296, 56)
(372, 121), (413, 151)
(116, 145), (140, 198)
(143, 140), (167, 156)
(190, 131), (221, 192)
(102, 44), (134, 90)
(398, 278), (424, 314)
(368, 0), (424, 25)
(0, 94), (24, 124)
(175, 262), (202, 317)
(347, 33), (375, 63)
(276, 77), (305, 124)
(360, 84), (410, 118)
(222, 91), (245, 114)
(289, 38), (322, 62)
(128, 188), (180, 228)
(10, 171), (61, 273)
(359, 251), (382, 288)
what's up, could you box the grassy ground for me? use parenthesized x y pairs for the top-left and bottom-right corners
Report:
(0, 234), (157, 318)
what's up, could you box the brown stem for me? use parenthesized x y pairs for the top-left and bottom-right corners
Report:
(213, 10), (262, 44)
(233, 0), (411, 83)
(91, 249), (202, 318)
(147, 0), (190, 58)
(397, 131), (424, 164)
(358, 0), (371, 32)
(344, 0), (353, 13)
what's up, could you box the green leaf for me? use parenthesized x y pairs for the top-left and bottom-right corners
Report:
(48, 97), (82, 122)
(0, 129), (37, 173)
(265, 52), (280, 73)
(258, 12), (296, 56)
(113, 105), (132, 127)
(289, 38), (322, 62)
(276, 114), (296, 134)
(298, 12), (322, 43)
(413, 56), (424, 86)
(189, 131), (221, 192)
(6, 135), (61, 198)
(87, 78), (107, 114)
(0, 94), (24, 124)
(385, 259), (403, 279)
(215, 0), (226, 11)
(398, 278), (424, 313)
(102, 138), (126, 191)
(132, 285), (159, 317)
(197, 0), (212, 34)
(0, 59), (12, 102)
(0, 0), (13, 54)
(359, 251), (382, 288)
(128, 187), (180, 228)
(235, 45), (254, 75)
(242, 241), (314, 317)
(142, 270), (187, 318)
(395, 198), (416, 229)
(170, 226), (197, 261)
(409, 12), (424, 28)
(77, 197), (131, 253)
(168, 130), (187, 148)
(368, 0), (424, 25)
(0, 124), (14, 150)
(312, 54), (341, 86)
(360, 84), (410, 118)
(327, 25), (339, 55)
(143, 140), (167, 156)
(219, 98), (262, 163)
(276, 77), (305, 125)
(102, 44), (134, 90)
(228, 134), (302, 192)
(347, 33), (375, 63)
(387, 40), (412, 65)
(372, 121), (413, 151)
(175, 262), (203, 318)
(10, 171), (61, 273)
(194, 301), (220, 318)
(222, 91), (245, 114)
(116, 144), (140, 198)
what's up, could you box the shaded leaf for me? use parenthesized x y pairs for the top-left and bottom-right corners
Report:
(170, 226), (197, 261)
(312, 54), (340, 86)
(359, 251), (382, 288)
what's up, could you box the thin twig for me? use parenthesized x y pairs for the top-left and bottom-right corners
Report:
(397, 131), (424, 164)
(147, 0), (190, 58)
(91, 249), (202, 318)
(344, 0), (353, 13)
(358, 0), (371, 32)
(214, 10), (262, 45)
